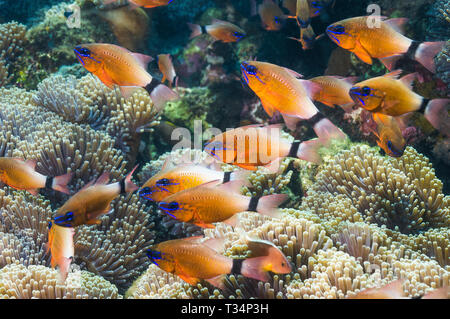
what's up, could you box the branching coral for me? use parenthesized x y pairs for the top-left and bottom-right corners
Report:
(0, 264), (121, 299)
(435, 40), (450, 96)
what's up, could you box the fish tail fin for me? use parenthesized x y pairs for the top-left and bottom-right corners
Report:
(241, 257), (271, 282)
(147, 82), (179, 112)
(256, 194), (287, 218)
(424, 98), (450, 136)
(379, 55), (402, 71)
(313, 117), (347, 144)
(296, 138), (326, 164)
(52, 173), (73, 194)
(187, 23), (203, 39)
(172, 75), (179, 89)
(415, 41), (445, 73)
(57, 257), (73, 283)
(124, 165), (139, 193)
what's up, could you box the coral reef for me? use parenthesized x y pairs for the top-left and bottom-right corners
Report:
(0, 264), (121, 299)
(0, 22), (26, 87)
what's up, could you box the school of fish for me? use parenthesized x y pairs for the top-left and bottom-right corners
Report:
(0, 0), (448, 298)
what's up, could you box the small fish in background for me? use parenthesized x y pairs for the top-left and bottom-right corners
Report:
(158, 179), (288, 228)
(146, 235), (291, 288)
(0, 157), (72, 196)
(288, 24), (324, 50)
(349, 71), (450, 136)
(286, 0), (311, 28)
(258, 0), (286, 31)
(326, 16), (445, 73)
(74, 43), (178, 110)
(46, 221), (75, 282)
(156, 54), (178, 88)
(348, 280), (408, 299)
(52, 166), (139, 228)
(371, 113), (407, 157)
(96, 6), (150, 51)
(139, 159), (251, 202)
(308, 75), (357, 109)
(240, 61), (347, 143)
(102, 0), (175, 9)
(187, 19), (246, 43)
(282, 0), (297, 15)
(204, 124), (328, 168)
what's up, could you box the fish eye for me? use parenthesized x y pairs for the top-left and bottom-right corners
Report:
(362, 86), (371, 96)
(75, 46), (91, 57)
(330, 25), (345, 34)
(246, 65), (258, 75)
(48, 221), (52, 229)
(146, 249), (162, 261)
(234, 32), (245, 39)
(167, 202), (179, 210)
(274, 16), (280, 24)
(156, 178), (170, 186)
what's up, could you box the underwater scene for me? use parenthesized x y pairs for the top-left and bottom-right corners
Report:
(0, 0), (449, 300)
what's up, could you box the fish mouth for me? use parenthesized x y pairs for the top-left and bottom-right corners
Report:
(326, 25), (342, 44)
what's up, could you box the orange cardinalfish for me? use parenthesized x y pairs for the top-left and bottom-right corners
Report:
(146, 235), (291, 288)
(47, 221), (75, 282)
(371, 113), (406, 157)
(240, 61), (346, 142)
(308, 75), (357, 109)
(139, 160), (251, 202)
(326, 16), (444, 73)
(0, 157), (72, 196)
(102, 0), (175, 9)
(52, 166), (139, 228)
(288, 24), (324, 50)
(187, 19), (246, 43)
(349, 71), (450, 135)
(258, 0), (286, 31)
(74, 43), (178, 110)
(156, 54), (178, 88)
(348, 280), (407, 299)
(204, 124), (327, 169)
(158, 179), (288, 228)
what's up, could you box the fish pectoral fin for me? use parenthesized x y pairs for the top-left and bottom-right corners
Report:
(205, 275), (226, 289)
(86, 219), (102, 225)
(27, 189), (39, 196)
(96, 68), (115, 89)
(353, 41), (373, 65)
(260, 99), (275, 117)
(177, 274), (200, 286)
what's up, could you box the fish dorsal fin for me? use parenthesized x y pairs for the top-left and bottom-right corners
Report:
(297, 79), (321, 99)
(182, 235), (204, 243)
(215, 179), (246, 194)
(80, 179), (96, 191)
(25, 159), (37, 170)
(383, 69), (403, 79)
(160, 156), (178, 172)
(343, 76), (359, 85)
(130, 52), (154, 70)
(210, 18), (231, 26)
(283, 67), (304, 79)
(95, 172), (110, 185)
(399, 72), (417, 90)
(384, 18), (409, 34)
(202, 237), (226, 252)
